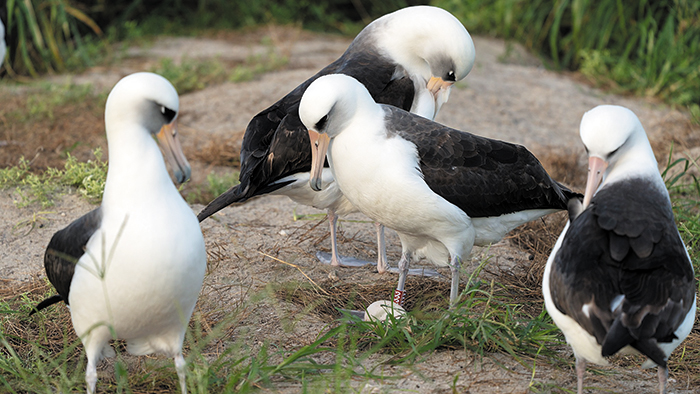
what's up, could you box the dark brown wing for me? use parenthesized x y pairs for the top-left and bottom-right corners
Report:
(385, 106), (578, 218)
(198, 37), (415, 222)
(31, 208), (102, 314)
(548, 179), (695, 367)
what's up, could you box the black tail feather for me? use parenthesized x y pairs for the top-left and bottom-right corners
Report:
(632, 339), (668, 368)
(197, 184), (247, 222)
(602, 319), (668, 368)
(198, 179), (298, 222)
(602, 318), (634, 357)
(29, 295), (64, 316)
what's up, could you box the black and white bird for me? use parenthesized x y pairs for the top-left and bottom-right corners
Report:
(543, 105), (696, 394)
(0, 15), (6, 69)
(31, 73), (206, 394)
(299, 74), (578, 307)
(197, 6), (475, 272)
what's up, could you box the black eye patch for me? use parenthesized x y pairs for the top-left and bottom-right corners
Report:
(446, 71), (456, 82)
(315, 114), (328, 131)
(161, 106), (177, 123)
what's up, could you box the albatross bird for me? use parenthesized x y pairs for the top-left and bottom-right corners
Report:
(543, 105), (696, 394)
(197, 6), (475, 271)
(30, 72), (206, 394)
(299, 74), (579, 306)
(0, 16), (6, 69)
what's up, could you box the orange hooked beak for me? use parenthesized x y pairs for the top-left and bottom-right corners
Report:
(426, 76), (455, 118)
(308, 128), (330, 192)
(582, 156), (608, 209)
(156, 120), (191, 185)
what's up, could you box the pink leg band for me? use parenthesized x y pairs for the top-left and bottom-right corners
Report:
(393, 289), (405, 306)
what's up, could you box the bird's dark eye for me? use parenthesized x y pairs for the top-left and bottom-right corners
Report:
(161, 106), (177, 123)
(446, 71), (456, 82)
(315, 115), (328, 131)
(609, 145), (621, 157)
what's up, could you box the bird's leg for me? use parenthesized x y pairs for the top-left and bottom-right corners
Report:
(394, 252), (410, 306)
(327, 209), (341, 267)
(575, 357), (586, 394)
(658, 366), (668, 394)
(448, 255), (462, 307)
(376, 223), (388, 273)
(85, 357), (98, 394)
(175, 352), (188, 394)
(315, 209), (370, 267)
(82, 329), (111, 394)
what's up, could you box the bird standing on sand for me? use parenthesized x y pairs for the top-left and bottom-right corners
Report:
(31, 73), (206, 394)
(543, 105), (696, 394)
(299, 74), (578, 307)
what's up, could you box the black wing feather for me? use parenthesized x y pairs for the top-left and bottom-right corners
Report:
(385, 106), (579, 218)
(549, 179), (695, 366)
(31, 208), (102, 314)
(198, 36), (414, 222)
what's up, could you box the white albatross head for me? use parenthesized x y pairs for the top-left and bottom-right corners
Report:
(299, 74), (377, 192)
(579, 105), (656, 208)
(368, 6), (475, 119)
(105, 72), (191, 184)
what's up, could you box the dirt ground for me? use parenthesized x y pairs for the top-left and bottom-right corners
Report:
(1, 25), (699, 393)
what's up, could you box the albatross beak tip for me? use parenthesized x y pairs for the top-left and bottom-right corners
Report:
(310, 179), (323, 192)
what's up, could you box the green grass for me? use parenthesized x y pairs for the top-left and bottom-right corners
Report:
(184, 171), (240, 205)
(343, 260), (563, 366)
(7, 82), (103, 122)
(1, 149), (697, 391)
(0, 149), (108, 208)
(149, 57), (230, 95)
(148, 43), (288, 95)
(0, 258), (562, 393)
(3, 0), (104, 76)
(662, 146), (700, 271)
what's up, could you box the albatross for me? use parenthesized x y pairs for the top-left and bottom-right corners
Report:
(543, 105), (696, 394)
(299, 74), (579, 307)
(1, 16), (6, 69)
(30, 72), (206, 394)
(197, 6), (475, 272)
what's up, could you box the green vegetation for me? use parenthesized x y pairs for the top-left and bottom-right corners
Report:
(0, 256), (562, 392)
(6, 82), (103, 122)
(3, 0), (104, 76)
(150, 58), (229, 95)
(344, 260), (563, 365)
(149, 48), (288, 95)
(663, 147), (700, 272)
(185, 171), (240, 205)
(436, 0), (700, 119)
(0, 149), (107, 208)
(229, 49), (289, 83)
(1, 1), (699, 391)
(5, 1), (698, 122)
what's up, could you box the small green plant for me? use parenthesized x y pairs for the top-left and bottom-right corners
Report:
(0, 149), (108, 208)
(150, 57), (229, 95)
(206, 171), (240, 198)
(4, 0), (103, 76)
(343, 259), (564, 368)
(184, 171), (239, 205)
(662, 147), (700, 271)
(2, 82), (104, 123)
(229, 50), (289, 83)
(149, 48), (289, 95)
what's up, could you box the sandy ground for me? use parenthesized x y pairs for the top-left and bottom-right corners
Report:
(1, 25), (698, 393)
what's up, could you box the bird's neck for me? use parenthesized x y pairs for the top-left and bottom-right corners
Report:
(102, 125), (178, 208)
